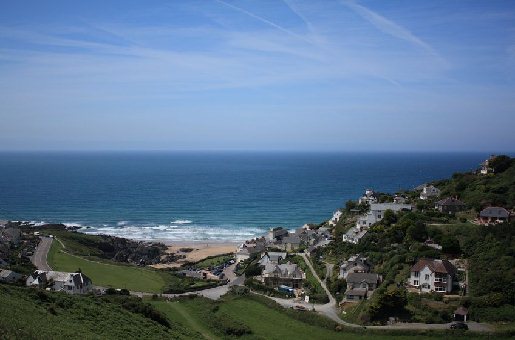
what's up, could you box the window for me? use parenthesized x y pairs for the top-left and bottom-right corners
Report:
(413, 280), (419, 286)
(425, 274), (429, 280)
(378, 215), (381, 219)
(435, 286), (446, 292)
(414, 271), (419, 278)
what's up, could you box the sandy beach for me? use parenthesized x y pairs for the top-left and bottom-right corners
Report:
(152, 241), (239, 268)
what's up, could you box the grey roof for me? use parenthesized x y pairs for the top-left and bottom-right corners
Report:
(282, 235), (301, 244)
(262, 262), (304, 279)
(480, 207), (510, 218)
(436, 197), (465, 206)
(345, 288), (368, 297)
(259, 252), (287, 266)
(346, 272), (380, 284)
(369, 203), (412, 212)
(341, 254), (370, 271)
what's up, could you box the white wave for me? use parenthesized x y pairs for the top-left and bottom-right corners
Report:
(170, 219), (192, 224)
(79, 223), (269, 242)
(63, 222), (83, 228)
(117, 221), (129, 227)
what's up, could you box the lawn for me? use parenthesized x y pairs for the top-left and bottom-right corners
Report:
(47, 240), (167, 293)
(195, 254), (233, 269)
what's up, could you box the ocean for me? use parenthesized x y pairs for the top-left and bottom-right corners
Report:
(0, 151), (487, 242)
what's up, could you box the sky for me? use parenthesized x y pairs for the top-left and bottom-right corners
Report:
(0, 0), (514, 152)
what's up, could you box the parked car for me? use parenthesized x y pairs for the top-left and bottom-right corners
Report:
(450, 322), (468, 330)
(293, 305), (307, 311)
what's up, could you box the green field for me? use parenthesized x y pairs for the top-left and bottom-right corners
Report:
(48, 239), (166, 292)
(151, 294), (462, 340)
(195, 254), (233, 269)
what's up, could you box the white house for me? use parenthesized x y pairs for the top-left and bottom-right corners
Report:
(356, 203), (412, 228)
(328, 210), (343, 226)
(409, 259), (455, 293)
(358, 189), (378, 205)
(420, 185), (441, 200)
(342, 226), (368, 244)
(479, 155), (495, 175)
(26, 270), (92, 294)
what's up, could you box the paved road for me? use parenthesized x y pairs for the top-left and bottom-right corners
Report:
(32, 236), (53, 271)
(131, 263), (244, 300)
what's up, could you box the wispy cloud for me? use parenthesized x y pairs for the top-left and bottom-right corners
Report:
(214, 0), (313, 44)
(341, 0), (441, 59)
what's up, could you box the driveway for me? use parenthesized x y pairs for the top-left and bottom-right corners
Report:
(32, 236), (53, 271)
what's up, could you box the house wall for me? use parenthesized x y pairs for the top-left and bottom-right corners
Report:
(410, 266), (452, 293)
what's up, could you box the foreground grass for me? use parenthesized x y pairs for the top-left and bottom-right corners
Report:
(0, 284), (197, 339)
(48, 240), (166, 292)
(151, 294), (469, 340)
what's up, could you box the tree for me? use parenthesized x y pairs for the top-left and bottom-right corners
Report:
(406, 222), (427, 242)
(345, 200), (357, 212)
(382, 209), (397, 227)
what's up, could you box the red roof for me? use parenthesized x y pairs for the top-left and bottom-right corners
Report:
(411, 258), (455, 275)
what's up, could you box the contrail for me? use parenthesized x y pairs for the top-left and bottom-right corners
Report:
(214, 0), (312, 44)
(282, 0), (314, 32)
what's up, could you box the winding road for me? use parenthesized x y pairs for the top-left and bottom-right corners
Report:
(32, 236), (53, 271)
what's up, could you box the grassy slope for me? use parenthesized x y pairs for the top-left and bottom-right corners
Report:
(47, 240), (166, 293)
(434, 158), (515, 210)
(151, 295), (449, 340)
(0, 284), (197, 339)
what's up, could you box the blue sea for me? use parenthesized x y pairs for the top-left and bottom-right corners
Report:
(0, 151), (488, 242)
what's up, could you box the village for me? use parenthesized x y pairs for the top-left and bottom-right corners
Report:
(1, 154), (513, 334)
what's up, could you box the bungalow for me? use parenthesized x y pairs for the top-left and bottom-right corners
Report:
(358, 189), (378, 205)
(435, 197), (466, 214)
(479, 207), (511, 225)
(344, 272), (381, 300)
(339, 254), (371, 279)
(177, 270), (207, 280)
(346, 272), (381, 291)
(0, 269), (23, 283)
(345, 288), (368, 301)
(26, 270), (93, 294)
(409, 259), (455, 293)
(420, 185), (441, 200)
(261, 262), (305, 289)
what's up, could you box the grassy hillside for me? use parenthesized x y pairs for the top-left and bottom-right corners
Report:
(434, 156), (515, 211)
(151, 293), (452, 340)
(47, 239), (167, 292)
(0, 284), (198, 339)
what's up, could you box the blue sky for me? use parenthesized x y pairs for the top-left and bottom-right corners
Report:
(0, 0), (514, 151)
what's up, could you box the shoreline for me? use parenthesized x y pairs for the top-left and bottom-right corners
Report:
(152, 241), (239, 268)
